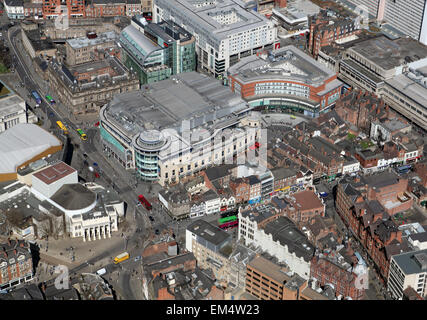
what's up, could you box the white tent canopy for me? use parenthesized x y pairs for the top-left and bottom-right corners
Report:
(0, 124), (61, 174)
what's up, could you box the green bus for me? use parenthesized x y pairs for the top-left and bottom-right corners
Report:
(76, 128), (87, 141)
(218, 215), (237, 225)
(45, 95), (55, 104)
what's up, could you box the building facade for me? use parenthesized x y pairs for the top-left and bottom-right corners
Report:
(120, 19), (196, 84)
(153, 0), (277, 77)
(65, 31), (119, 66)
(0, 240), (33, 290)
(0, 95), (27, 133)
(388, 249), (427, 299)
(98, 72), (262, 186)
(47, 57), (139, 119)
(228, 46), (344, 117)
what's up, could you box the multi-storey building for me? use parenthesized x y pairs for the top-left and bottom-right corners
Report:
(23, 2), (43, 18)
(308, 9), (361, 58)
(382, 62), (427, 131)
(185, 219), (233, 283)
(4, 0), (24, 19)
(281, 132), (345, 180)
(65, 31), (119, 66)
(342, 0), (427, 45)
(337, 36), (427, 130)
(0, 240), (33, 290)
(245, 256), (329, 300)
(388, 249), (427, 300)
(335, 174), (412, 280)
(239, 204), (315, 279)
(120, 19), (196, 84)
(228, 46), (344, 117)
(98, 72), (262, 185)
(310, 255), (365, 300)
(85, 0), (126, 18)
(0, 93), (27, 133)
(42, 0), (85, 19)
(47, 57), (139, 119)
(153, 0), (277, 77)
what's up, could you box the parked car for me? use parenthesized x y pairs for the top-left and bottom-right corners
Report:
(149, 216), (154, 222)
(155, 229), (160, 235)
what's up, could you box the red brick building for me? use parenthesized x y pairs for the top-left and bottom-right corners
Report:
(287, 189), (325, 225)
(336, 174), (411, 280)
(0, 240), (33, 290)
(85, 0), (126, 18)
(246, 256), (329, 300)
(229, 177), (250, 204)
(227, 46), (344, 117)
(334, 89), (395, 132)
(308, 9), (361, 58)
(310, 256), (365, 300)
(354, 149), (382, 170)
(42, 0), (85, 19)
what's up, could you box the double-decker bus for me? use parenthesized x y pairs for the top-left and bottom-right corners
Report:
(138, 195), (152, 210)
(218, 215), (237, 225)
(142, 12), (152, 21)
(76, 128), (87, 140)
(220, 209), (238, 219)
(31, 90), (42, 107)
(219, 220), (238, 230)
(45, 95), (55, 104)
(56, 121), (68, 134)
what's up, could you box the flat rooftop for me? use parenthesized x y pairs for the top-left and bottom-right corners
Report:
(240, 203), (275, 223)
(385, 72), (427, 111)
(154, 0), (272, 47)
(145, 20), (193, 44)
(392, 249), (427, 275)
(102, 71), (248, 137)
(66, 31), (117, 49)
(187, 219), (230, 247)
(349, 36), (427, 71)
(228, 45), (339, 87)
(33, 162), (76, 185)
(273, 0), (320, 24)
(248, 256), (291, 283)
(0, 95), (25, 118)
(362, 171), (400, 190)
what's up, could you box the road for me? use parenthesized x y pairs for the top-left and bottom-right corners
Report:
(6, 24), (157, 299)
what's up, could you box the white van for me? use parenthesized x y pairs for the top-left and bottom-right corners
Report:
(96, 268), (107, 276)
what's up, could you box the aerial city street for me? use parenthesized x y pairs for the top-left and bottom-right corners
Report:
(0, 0), (426, 303)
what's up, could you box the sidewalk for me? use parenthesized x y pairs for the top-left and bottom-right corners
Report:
(36, 229), (134, 269)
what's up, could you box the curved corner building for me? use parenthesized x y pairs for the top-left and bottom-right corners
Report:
(99, 72), (259, 185)
(227, 45), (344, 117)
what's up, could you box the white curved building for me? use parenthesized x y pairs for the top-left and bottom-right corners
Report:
(99, 72), (264, 186)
